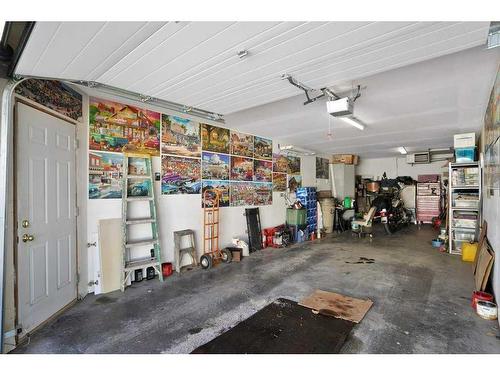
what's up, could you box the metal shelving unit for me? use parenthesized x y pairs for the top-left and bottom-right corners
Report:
(448, 162), (481, 255)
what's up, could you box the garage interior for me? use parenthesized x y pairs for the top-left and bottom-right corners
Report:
(1, 19), (500, 356)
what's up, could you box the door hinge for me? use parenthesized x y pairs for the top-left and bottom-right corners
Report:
(74, 139), (80, 149)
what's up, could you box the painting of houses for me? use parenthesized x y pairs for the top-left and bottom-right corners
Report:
(316, 157), (329, 179)
(202, 152), (230, 180)
(288, 175), (302, 192)
(254, 136), (272, 160)
(254, 182), (273, 206)
(231, 156), (254, 181)
(201, 124), (230, 154)
(230, 182), (255, 206)
(230, 131), (254, 157)
(128, 157), (148, 176)
(161, 155), (201, 195)
(202, 180), (230, 207)
(89, 97), (160, 156)
(287, 155), (301, 174)
(161, 114), (201, 157)
(273, 173), (287, 192)
(254, 159), (273, 182)
(88, 151), (123, 199)
(273, 153), (289, 173)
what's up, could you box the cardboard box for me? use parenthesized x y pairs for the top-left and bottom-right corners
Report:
(330, 154), (358, 165)
(454, 133), (476, 148)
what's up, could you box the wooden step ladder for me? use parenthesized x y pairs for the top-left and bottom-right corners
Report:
(121, 153), (163, 291)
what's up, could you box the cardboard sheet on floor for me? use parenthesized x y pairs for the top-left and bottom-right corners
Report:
(98, 218), (123, 294)
(474, 240), (494, 291)
(299, 289), (373, 323)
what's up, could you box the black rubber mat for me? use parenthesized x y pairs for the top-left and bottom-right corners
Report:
(191, 298), (354, 354)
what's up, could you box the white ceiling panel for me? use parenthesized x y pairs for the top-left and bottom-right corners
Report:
(15, 21), (490, 116)
(225, 46), (500, 157)
(13, 21), (497, 157)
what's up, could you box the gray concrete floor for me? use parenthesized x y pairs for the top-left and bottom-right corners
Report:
(11, 225), (500, 354)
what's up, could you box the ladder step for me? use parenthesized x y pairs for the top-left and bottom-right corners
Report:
(125, 258), (160, 271)
(127, 174), (152, 179)
(125, 239), (158, 248)
(179, 246), (196, 253)
(126, 196), (153, 201)
(126, 218), (156, 225)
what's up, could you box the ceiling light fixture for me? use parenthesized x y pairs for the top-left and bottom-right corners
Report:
(341, 117), (365, 131)
(398, 147), (408, 155)
(279, 144), (316, 156)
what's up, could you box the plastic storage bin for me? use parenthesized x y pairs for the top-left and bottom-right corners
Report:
(455, 147), (476, 163)
(286, 208), (306, 225)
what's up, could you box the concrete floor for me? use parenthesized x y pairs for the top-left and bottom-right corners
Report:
(12, 225), (500, 354)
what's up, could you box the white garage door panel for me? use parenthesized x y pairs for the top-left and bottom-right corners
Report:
(103, 22), (235, 89)
(147, 21), (320, 95)
(128, 22), (281, 93)
(61, 22), (165, 79)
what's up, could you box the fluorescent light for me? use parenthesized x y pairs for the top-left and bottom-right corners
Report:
(398, 147), (407, 155)
(341, 117), (365, 130)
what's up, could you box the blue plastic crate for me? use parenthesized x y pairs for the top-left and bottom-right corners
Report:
(455, 147), (476, 163)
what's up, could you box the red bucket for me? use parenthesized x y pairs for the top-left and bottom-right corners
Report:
(471, 291), (493, 310)
(162, 263), (173, 278)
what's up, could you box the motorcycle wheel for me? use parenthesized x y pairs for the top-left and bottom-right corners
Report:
(384, 221), (398, 235)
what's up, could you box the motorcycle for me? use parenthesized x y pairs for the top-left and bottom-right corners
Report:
(371, 175), (413, 235)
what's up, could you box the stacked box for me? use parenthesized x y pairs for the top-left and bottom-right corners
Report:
(296, 187), (317, 235)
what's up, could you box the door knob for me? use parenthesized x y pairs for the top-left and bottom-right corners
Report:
(22, 234), (34, 242)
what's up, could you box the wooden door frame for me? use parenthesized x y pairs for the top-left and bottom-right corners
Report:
(13, 98), (80, 343)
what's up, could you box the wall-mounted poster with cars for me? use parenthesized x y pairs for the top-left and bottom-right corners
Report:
(161, 114), (201, 157)
(202, 180), (230, 207)
(272, 172), (287, 192)
(89, 97), (160, 156)
(254, 182), (273, 205)
(316, 157), (329, 179)
(201, 123), (230, 154)
(230, 181), (255, 206)
(230, 131), (254, 157)
(254, 159), (273, 182)
(161, 155), (201, 195)
(202, 152), (230, 180)
(254, 136), (272, 160)
(88, 151), (123, 199)
(127, 178), (152, 197)
(230, 156), (254, 181)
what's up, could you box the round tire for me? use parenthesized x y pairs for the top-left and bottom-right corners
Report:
(384, 221), (398, 235)
(200, 254), (212, 269)
(221, 248), (233, 263)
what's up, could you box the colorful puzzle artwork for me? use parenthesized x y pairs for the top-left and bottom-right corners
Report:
(230, 131), (254, 157)
(272, 172), (287, 192)
(88, 151), (123, 199)
(254, 159), (273, 182)
(201, 123), (230, 154)
(202, 180), (230, 207)
(161, 155), (201, 195)
(231, 156), (254, 181)
(89, 97), (160, 156)
(254, 182), (273, 205)
(202, 152), (230, 180)
(230, 181), (255, 206)
(161, 114), (201, 157)
(254, 136), (272, 160)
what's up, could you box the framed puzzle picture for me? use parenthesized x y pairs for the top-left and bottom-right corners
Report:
(161, 114), (201, 157)
(161, 155), (201, 195)
(201, 123), (230, 154)
(88, 151), (123, 199)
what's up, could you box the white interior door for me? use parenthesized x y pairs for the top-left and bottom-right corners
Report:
(16, 102), (77, 336)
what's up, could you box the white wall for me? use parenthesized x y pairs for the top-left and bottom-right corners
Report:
(81, 89), (331, 291)
(355, 156), (448, 180)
